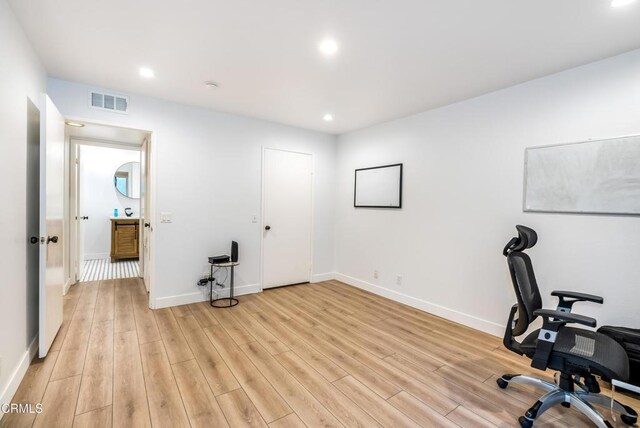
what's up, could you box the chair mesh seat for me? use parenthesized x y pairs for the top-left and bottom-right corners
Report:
(521, 327), (630, 382)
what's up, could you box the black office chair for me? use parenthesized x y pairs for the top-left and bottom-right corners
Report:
(498, 225), (638, 428)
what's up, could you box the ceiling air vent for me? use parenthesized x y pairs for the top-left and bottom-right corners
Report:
(88, 90), (129, 114)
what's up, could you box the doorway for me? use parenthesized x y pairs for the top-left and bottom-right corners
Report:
(261, 148), (313, 289)
(66, 123), (152, 286)
(77, 143), (141, 281)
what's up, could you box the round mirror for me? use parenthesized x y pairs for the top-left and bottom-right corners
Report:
(113, 161), (141, 199)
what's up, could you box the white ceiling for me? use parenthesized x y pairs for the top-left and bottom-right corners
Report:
(9, 0), (640, 134)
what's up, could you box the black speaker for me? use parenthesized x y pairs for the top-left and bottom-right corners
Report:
(231, 241), (238, 262)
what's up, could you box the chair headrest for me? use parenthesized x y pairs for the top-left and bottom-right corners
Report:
(503, 225), (538, 255)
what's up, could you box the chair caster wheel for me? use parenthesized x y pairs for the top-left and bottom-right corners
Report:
(621, 404), (638, 426)
(519, 416), (534, 428)
(496, 378), (509, 389)
(561, 401), (570, 408)
(621, 414), (637, 426)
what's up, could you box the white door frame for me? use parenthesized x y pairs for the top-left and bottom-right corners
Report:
(65, 118), (156, 308)
(260, 147), (314, 291)
(140, 136), (155, 298)
(70, 141), (82, 288)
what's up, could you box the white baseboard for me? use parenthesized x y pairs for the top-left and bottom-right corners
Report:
(84, 252), (109, 260)
(0, 334), (38, 414)
(334, 273), (504, 337)
(63, 278), (73, 295)
(154, 283), (262, 309)
(311, 272), (335, 283)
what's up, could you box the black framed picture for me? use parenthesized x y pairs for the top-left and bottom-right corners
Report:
(354, 163), (403, 208)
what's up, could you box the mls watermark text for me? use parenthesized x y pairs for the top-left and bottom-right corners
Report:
(1, 403), (43, 414)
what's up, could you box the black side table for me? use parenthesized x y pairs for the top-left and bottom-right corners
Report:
(210, 261), (240, 308)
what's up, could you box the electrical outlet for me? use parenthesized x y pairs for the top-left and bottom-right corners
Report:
(396, 275), (403, 286)
(160, 212), (173, 223)
(251, 214), (258, 223)
(373, 270), (379, 279)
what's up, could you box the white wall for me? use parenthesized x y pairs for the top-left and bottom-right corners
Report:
(48, 78), (337, 307)
(0, 0), (47, 410)
(336, 48), (640, 336)
(79, 144), (140, 259)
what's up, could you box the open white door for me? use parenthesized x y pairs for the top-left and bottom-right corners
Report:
(75, 144), (87, 280)
(39, 94), (65, 358)
(262, 148), (312, 289)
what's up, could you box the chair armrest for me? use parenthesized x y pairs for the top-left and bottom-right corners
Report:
(534, 309), (597, 328)
(551, 290), (603, 312)
(530, 308), (597, 370)
(551, 290), (603, 303)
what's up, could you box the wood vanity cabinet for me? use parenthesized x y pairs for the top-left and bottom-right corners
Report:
(110, 218), (139, 260)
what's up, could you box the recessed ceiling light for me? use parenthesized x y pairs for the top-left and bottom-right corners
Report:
(204, 81), (219, 89)
(318, 39), (339, 56)
(323, 113), (334, 122)
(611, 0), (636, 7)
(65, 121), (85, 127)
(139, 67), (155, 78)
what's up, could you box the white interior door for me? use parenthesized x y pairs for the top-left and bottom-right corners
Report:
(39, 94), (65, 358)
(262, 148), (312, 289)
(75, 144), (86, 279)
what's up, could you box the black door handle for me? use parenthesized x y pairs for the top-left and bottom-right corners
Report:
(47, 236), (59, 244)
(81, 216), (89, 220)
(30, 236), (38, 244)
(144, 223), (151, 228)
(265, 225), (271, 231)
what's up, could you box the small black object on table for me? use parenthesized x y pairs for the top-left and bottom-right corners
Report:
(209, 261), (240, 308)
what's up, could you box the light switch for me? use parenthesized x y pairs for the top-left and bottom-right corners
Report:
(161, 212), (172, 223)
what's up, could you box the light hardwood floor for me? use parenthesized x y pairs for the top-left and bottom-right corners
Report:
(2, 278), (638, 427)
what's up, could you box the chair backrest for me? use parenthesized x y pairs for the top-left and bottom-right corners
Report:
(504, 225), (543, 337)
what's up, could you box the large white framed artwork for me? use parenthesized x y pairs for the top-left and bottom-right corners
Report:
(524, 135), (640, 215)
